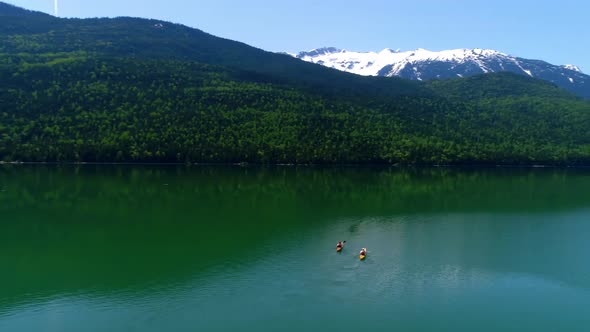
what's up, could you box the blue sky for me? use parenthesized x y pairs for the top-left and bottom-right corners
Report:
(6, 0), (589, 72)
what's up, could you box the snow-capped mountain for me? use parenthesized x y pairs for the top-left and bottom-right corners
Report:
(293, 47), (590, 98)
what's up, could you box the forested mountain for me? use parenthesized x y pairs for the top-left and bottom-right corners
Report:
(1, 2), (590, 165)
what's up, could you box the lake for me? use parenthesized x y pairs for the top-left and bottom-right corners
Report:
(1, 165), (590, 331)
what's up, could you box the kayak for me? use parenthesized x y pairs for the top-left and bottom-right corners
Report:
(360, 248), (367, 260)
(336, 247), (342, 252)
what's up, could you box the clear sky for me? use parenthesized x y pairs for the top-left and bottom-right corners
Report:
(5, 0), (589, 72)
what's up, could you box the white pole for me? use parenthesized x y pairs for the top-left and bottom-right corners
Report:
(54, 0), (58, 16)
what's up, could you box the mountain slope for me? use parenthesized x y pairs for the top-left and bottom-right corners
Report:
(0, 10), (425, 99)
(1, 2), (590, 165)
(426, 72), (576, 100)
(0, 2), (51, 17)
(295, 47), (590, 99)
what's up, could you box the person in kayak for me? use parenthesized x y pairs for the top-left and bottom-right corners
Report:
(360, 248), (367, 256)
(336, 241), (346, 249)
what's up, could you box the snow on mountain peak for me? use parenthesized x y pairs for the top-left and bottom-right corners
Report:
(380, 48), (398, 54)
(562, 64), (582, 73)
(294, 47), (508, 77)
(296, 47), (343, 58)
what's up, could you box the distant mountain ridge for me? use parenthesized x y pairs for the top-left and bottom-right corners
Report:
(294, 47), (590, 98)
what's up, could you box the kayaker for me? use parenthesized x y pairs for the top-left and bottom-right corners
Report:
(336, 241), (345, 249)
(360, 248), (367, 256)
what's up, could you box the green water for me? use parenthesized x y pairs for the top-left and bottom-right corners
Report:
(1, 166), (590, 331)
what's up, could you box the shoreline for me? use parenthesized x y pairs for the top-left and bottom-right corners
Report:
(1, 161), (590, 168)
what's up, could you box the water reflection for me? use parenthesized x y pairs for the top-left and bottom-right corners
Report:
(1, 166), (590, 331)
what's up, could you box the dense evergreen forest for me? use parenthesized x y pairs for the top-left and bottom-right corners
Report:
(1, 2), (590, 164)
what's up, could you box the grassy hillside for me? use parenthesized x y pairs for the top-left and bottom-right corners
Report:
(1, 2), (590, 165)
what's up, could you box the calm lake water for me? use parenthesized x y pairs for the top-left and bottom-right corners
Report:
(1, 165), (590, 331)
